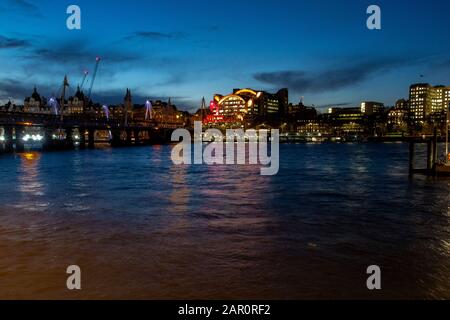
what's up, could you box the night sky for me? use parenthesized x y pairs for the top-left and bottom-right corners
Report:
(0, 0), (449, 111)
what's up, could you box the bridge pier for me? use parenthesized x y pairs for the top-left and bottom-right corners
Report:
(65, 127), (75, 150)
(88, 129), (95, 149)
(111, 129), (122, 147)
(42, 128), (53, 151)
(147, 129), (158, 145)
(134, 130), (140, 145)
(4, 127), (13, 153)
(150, 128), (163, 144)
(43, 128), (59, 151)
(161, 128), (173, 144)
(126, 129), (132, 145)
(15, 126), (25, 153)
(79, 127), (86, 149)
(140, 130), (151, 145)
(143, 130), (150, 145)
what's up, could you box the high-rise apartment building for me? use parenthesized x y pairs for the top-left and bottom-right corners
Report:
(409, 83), (431, 123)
(409, 84), (450, 123)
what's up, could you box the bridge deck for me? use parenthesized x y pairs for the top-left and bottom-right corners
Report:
(0, 112), (181, 130)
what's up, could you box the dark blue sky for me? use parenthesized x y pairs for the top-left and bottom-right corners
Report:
(0, 0), (449, 111)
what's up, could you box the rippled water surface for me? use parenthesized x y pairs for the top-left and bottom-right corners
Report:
(0, 143), (449, 299)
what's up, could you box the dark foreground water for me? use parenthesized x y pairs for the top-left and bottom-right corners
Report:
(0, 143), (449, 299)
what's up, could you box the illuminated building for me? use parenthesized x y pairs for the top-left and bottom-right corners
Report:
(288, 102), (317, 119)
(212, 88), (288, 123)
(286, 100), (320, 132)
(24, 83), (85, 115)
(287, 97), (315, 115)
(145, 99), (186, 125)
(409, 83), (450, 124)
(333, 108), (364, 122)
(204, 100), (235, 124)
(388, 99), (409, 128)
(67, 86), (85, 114)
(24, 87), (48, 113)
(361, 101), (384, 115)
(395, 98), (408, 109)
(431, 86), (445, 113)
(440, 87), (450, 117)
(325, 107), (365, 134)
(0, 100), (19, 112)
(409, 83), (431, 123)
(328, 107), (339, 114)
(83, 88), (132, 121)
(445, 87), (450, 106)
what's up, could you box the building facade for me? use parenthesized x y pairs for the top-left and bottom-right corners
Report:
(211, 88), (288, 124)
(445, 87), (450, 107)
(66, 86), (85, 114)
(326, 107), (365, 134)
(388, 99), (409, 130)
(409, 83), (431, 123)
(409, 83), (450, 124)
(361, 101), (384, 115)
(24, 87), (48, 113)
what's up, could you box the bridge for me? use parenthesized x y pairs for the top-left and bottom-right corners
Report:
(0, 111), (181, 153)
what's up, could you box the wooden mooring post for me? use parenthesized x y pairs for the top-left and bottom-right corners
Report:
(409, 141), (415, 175)
(410, 128), (439, 176)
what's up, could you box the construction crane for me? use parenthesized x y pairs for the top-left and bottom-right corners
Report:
(87, 56), (101, 102)
(80, 70), (89, 90)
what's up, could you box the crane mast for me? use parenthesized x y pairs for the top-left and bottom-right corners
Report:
(80, 70), (89, 90)
(87, 57), (101, 102)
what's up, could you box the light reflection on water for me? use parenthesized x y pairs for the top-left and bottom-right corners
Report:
(0, 143), (449, 299)
(15, 152), (48, 212)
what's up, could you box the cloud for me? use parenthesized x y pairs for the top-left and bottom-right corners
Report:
(0, 78), (53, 101)
(123, 31), (186, 41)
(254, 58), (411, 94)
(0, 31), (194, 109)
(17, 39), (147, 80)
(25, 42), (140, 65)
(0, 35), (29, 49)
(19, 37), (182, 78)
(0, 79), (29, 100)
(0, 34), (191, 106)
(153, 73), (188, 87)
(2, 0), (43, 18)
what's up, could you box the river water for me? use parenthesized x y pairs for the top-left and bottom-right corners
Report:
(0, 143), (449, 299)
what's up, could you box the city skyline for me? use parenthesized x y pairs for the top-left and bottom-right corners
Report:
(1, 0), (450, 303)
(1, 0), (450, 112)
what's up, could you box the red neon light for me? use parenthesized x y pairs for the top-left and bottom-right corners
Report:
(210, 101), (220, 116)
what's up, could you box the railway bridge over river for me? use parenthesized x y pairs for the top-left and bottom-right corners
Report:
(0, 111), (181, 153)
